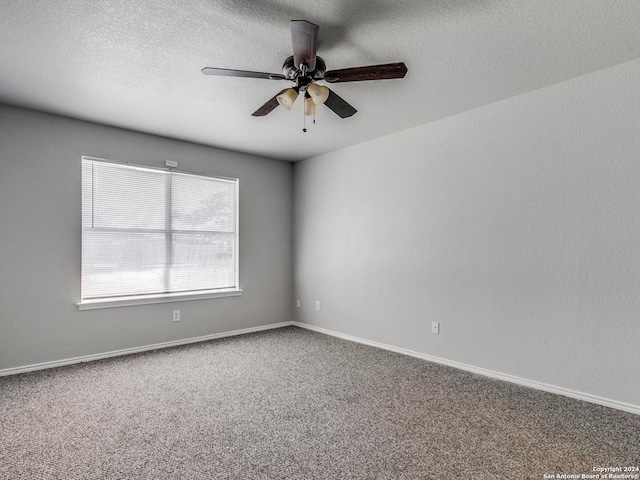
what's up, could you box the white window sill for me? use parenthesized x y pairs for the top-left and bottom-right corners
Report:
(77, 289), (243, 310)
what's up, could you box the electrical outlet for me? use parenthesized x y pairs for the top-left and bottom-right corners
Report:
(173, 310), (181, 322)
(431, 321), (439, 334)
(315, 301), (320, 311)
(296, 299), (301, 308)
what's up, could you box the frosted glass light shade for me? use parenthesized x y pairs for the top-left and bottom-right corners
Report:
(276, 88), (298, 110)
(307, 83), (330, 105)
(304, 96), (315, 116)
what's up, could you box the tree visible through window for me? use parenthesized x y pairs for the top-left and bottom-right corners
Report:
(81, 157), (238, 302)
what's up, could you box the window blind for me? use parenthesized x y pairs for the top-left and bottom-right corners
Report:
(81, 158), (238, 301)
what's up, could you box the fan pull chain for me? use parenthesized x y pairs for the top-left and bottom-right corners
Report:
(302, 105), (307, 133)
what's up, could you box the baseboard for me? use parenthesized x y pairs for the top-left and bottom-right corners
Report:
(5, 320), (638, 416)
(0, 321), (295, 377)
(292, 322), (640, 416)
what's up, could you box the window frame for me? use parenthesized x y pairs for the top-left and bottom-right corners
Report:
(78, 156), (242, 310)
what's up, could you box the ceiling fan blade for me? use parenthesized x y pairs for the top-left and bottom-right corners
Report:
(324, 89), (357, 118)
(251, 89), (290, 117)
(202, 67), (286, 80)
(324, 62), (407, 83)
(291, 20), (319, 72)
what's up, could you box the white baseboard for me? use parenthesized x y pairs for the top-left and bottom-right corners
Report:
(0, 321), (294, 377)
(4, 320), (638, 416)
(292, 322), (640, 416)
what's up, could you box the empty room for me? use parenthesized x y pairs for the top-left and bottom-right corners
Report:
(1, 1), (639, 479)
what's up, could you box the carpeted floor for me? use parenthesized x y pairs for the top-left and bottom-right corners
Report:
(1, 326), (638, 479)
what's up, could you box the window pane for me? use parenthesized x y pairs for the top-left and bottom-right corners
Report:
(172, 174), (236, 232)
(169, 233), (236, 292)
(81, 158), (238, 302)
(85, 161), (167, 230)
(82, 231), (166, 299)
(81, 161), (94, 228)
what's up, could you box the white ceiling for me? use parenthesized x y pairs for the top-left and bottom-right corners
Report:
(1, 1), (640, 161)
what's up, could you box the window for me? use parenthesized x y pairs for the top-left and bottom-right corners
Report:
(80, 157), (239, 308)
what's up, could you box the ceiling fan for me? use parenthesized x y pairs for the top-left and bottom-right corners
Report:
(201, 20), (407, 122)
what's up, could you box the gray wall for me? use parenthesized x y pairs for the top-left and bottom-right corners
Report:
(293, 59), (640, 407)
(0, 104), (293, 370)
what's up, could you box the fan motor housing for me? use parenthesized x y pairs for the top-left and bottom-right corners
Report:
(282, 55), (326, 81)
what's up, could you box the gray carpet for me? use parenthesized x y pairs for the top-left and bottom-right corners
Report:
(1, 326), (639, 479)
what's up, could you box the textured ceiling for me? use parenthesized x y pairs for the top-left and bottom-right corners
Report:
(1, 1), (640, 161)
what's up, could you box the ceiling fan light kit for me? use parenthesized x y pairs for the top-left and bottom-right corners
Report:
(202, 20), (407, 130)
